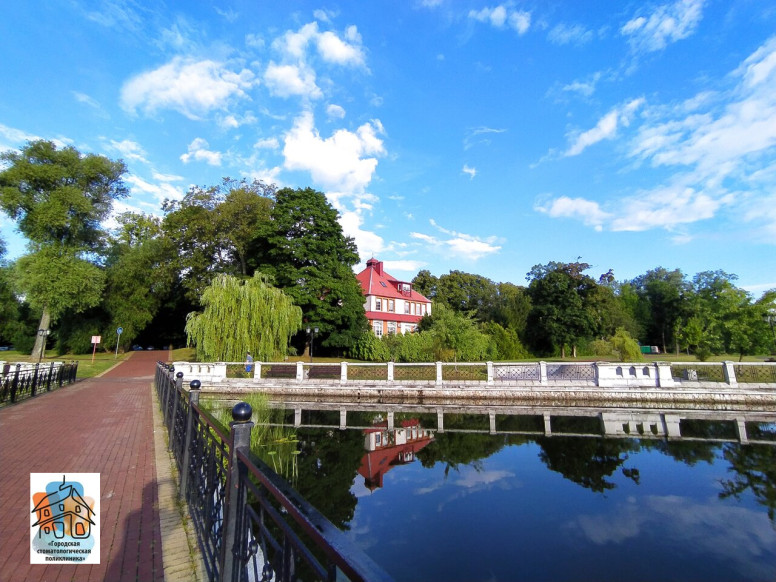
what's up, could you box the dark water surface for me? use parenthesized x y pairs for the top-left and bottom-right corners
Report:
(272, 409), (776, 582)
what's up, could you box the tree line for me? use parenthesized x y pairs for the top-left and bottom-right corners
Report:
(1, 140), (774, 362)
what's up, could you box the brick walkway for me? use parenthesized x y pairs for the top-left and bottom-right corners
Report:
(0, 351), (203, 582)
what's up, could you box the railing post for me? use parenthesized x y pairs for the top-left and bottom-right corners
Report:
(10, 364), (20, 403)
(168, 372), (183, 450)
(340, 362), (348, 383)
(220, 402), (254, 582)
(487, 361), (494, 385)
(436, 362), (443, 385)
(179, 379), (200, 501)
(539, 361), (548, 385)
(46, 362), (55, 391)
(163, 368), (174, 427)
(296, 361), (304, 382)
(31, 363), (39, 398)
(387, 361), (394, 382)
(722, 361), (737, 386)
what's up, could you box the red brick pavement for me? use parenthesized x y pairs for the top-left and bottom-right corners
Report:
(0, 351), (167, 582)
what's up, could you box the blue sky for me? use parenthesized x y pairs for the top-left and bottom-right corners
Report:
(1, 1), (775, 296)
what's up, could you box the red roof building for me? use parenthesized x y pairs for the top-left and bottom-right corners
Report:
(356, 258), (432, 336)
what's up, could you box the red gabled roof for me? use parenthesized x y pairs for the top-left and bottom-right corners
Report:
(356, 258), (431, 303)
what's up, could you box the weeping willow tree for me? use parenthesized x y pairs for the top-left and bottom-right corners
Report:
(185, 272), (302, 361)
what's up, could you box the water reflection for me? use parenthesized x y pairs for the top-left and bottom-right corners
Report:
(245, 400), (776, 581)
(359, 418), (434, 490)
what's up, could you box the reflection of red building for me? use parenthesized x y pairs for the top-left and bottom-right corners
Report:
(358, 419), (434, 490)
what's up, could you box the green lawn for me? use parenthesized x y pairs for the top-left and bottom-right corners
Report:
(0, 350), (132, 379)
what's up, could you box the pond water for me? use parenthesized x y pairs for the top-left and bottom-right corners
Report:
(249, 405), (776, 582)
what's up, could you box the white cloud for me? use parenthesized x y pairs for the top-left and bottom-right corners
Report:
(621, 0), (705, 53)
(535, 196), (611, 231)
(339, 210), (385, 260)
(120, 56), (256, 119)
(72, 91), (102, 110)
(464, 126), (506, 150)
(283, 111), (385, 193)
(327, 104), (347, 119)
(317, 27), (366, 67)
(462, 164), (477, 179)
(565, 98), (644, 156)
(264, 62), (322, 99)
(254, 137), (280, 150)
(0, 123), (40, 152)
(107, 139), (149, 163)
(125, 174), (184, 204)
(410, 219), (501, 260)
(180, 137), (222, 166)
(469, 5), (531, 35)
(562, 73), (602, 97)
(548, 23), (594, 46)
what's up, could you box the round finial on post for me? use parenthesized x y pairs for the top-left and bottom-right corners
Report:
(232, 402), (253, 422)
(189, 379), (201, 391)
(176, 371), (184, 379)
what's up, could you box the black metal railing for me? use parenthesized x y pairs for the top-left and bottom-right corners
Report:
(154, 362), (393, 582)
(0, 361), (79, 406)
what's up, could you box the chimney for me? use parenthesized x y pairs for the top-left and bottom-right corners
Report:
(367, 258), (383, 275)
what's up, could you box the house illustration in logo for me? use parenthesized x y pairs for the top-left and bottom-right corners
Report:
(31, 475), (95, 539)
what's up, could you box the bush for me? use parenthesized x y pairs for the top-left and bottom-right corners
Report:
(610, 328), (643, 361)
(591, 339), (614, 357)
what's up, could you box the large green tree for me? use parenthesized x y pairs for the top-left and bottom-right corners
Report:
(631, 267), (688, 354)
(185, 272), (302, 361)
(0, 140), (127, 359)
(162, 178), (275, 303)
(262, 187), (368, 355)
(525, 261), (597, 357)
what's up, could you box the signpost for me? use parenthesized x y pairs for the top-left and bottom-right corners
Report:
(91, 336), (101, 363)
(115, 327), (123, 359)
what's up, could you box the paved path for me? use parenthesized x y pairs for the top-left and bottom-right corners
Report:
(0, 351), (204, 582)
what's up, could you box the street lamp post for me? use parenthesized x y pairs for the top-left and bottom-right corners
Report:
(306, 326), (318, 362)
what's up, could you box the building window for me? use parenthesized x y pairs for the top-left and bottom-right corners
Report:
(373, 321), (383, 337)
(375, 298), (381, 311)
(388, 300), (394, 312)
(387, 322), (396, 335)
(375, 432), (382, 446)
(405, 302), (410, 314)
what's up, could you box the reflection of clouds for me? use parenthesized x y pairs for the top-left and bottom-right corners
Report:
(567, 495), (776, 579)
(415, 468), (516, 496)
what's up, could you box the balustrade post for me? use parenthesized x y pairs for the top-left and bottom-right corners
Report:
(340, 362), (348, 383)
(387, 361), (394, 382)
(220, 402), (254, 582)
(168, 372), (183, 450)
(296, 361), (304, 382)
(722, 361), (737, 386)
(436, 362), (443, 385)
(487, 361), (494, 385)
(179, 379), (200, 501)
(539, 361), (548, 385)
